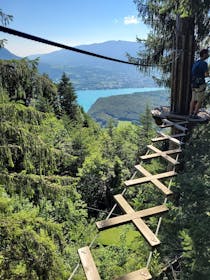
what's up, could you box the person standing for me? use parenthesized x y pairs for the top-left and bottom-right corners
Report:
(189, 49), (209, 118)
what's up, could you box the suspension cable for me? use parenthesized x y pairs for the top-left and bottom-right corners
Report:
(0, 25), (147, 66)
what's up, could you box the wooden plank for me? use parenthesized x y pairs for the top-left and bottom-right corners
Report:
(134, 165), (173, 195)
(125, 170), (176, 188)
(162, 118), (188, 132)
(152, 133), (183, 145)
(114, 195), (160, 246)
(114, 194), (134, 213)
(96, 204), (168, 230)
(124, 171), (176, 185)
(141, 148), (182, 160)
(152, 135), (168, 142)
(160, 120), (188, 128)
(115, 267), (152, 280)
(159, 132), (183, 145)
(78, 246), (101, 280)
(147, 145), (180, 165)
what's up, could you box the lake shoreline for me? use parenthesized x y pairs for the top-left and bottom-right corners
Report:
(76, 87), (168, 112)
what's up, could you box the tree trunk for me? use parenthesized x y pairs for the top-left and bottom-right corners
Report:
(171, 16), (195, 115)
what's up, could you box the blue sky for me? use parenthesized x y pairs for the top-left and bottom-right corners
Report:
(1, 0), (150, 56)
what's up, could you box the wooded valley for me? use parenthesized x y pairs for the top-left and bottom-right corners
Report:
(0, 58), (209, 279)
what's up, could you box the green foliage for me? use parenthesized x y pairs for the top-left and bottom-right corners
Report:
(159, 123), (210, 279)
(0, 66), (170, 278)
(57, 72), (78, 119)
(0, 9), (13, 47)
(0, 59), (39, 102)
(133, 0), (210, 85)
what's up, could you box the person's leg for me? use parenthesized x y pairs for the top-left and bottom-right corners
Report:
(193, 101), (201, 115)
(193, 85), (206, 115)
(189, 88), (196, 116)
(189, 99), (195, 115)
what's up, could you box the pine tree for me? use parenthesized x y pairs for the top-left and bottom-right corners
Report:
(57, 73), (78, 119)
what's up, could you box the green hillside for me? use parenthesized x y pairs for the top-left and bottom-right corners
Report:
(88, 89), (170, 126)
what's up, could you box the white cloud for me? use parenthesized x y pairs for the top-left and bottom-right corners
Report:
(124, 15), (139, 25)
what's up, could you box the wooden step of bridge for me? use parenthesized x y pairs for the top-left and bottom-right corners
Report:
(112, 194), (162, 247)
(78, 246), (101, 280)
(78, 247), (152, 280)
(159, 120), (189, 129)
(96, 204), (168, 230)
(125, 166), (175, 196)
(146, 145), (180, 165)
(141, 147), (181, 161)
(115, 267), (152, 280)
(161, 118), (188, 132)
(152, 132), (184, 145)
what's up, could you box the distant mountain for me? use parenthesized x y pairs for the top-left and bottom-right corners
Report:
(88, 89), (170, 126)
(0, 41), (158, 90)
(29, 40), (144, 67)
(0, 47), (20, 60)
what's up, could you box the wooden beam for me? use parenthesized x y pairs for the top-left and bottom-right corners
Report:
(141, 148), (182, 160)
(147, 145), (180, 165)
(159, 120), (189, 128)
(78, 247), (101, 280)
(162, 118), (188, 132)
(125, 170), (175, 195)
(96, 204), (168, 230)
(115, 267), (152, 280)
(134, 165), (174, 196)
(152, 132), (183, 145)
(114, 194), (160, 246)
(125, 170), (177, 184)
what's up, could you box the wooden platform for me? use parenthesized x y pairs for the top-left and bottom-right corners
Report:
(151, 107), (210, 124)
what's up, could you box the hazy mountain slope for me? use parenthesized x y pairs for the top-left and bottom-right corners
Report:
(0, 48), (20, 60)
(0, 41), (157, 90)
(29, 40), (143, 66)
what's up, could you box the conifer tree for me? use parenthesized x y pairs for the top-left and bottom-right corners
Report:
(57, 73), (78, 119)
(132, 0), (210, 86)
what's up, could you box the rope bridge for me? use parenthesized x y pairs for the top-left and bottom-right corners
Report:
(70, 117), (189, 279)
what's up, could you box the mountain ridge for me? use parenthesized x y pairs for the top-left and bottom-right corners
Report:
(0, 41), (157, 90)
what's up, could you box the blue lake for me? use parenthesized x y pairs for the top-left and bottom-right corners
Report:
(76, 87), (166, 112)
